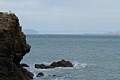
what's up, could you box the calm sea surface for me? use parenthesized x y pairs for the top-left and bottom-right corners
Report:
(22, 35), (120, 80)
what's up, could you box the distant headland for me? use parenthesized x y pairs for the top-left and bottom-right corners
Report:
(23, 29), (39, 35)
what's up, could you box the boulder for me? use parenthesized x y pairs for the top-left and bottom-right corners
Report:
(35, 64), (54, 69)
(35, 64), (47, 69)
(0, 12), (33, 80)
(36, 72), (44, 77)
(50, 59), (73, 67)
(35, 59), (73, 69)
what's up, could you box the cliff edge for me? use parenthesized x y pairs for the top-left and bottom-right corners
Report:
(0, 12), (33, 80)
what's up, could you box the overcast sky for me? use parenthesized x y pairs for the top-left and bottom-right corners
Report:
(0, 0), (120, 34)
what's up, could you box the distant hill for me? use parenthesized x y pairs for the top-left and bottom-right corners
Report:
(23, 29), (39, 34)
(104, 31), (120, 35)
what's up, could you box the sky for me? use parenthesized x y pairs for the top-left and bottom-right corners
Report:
(0, 0), (120, 34)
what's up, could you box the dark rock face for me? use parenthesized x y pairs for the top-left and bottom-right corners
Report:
(35, 64), (47, 69)
(35, 64), (54, 69)
(20, 63), (30, 67)
(50, 59), (73, 67)
(0, 12), (33, 80)
(35, 59), (73, 69)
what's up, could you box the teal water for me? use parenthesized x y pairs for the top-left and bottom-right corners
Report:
(22, 35), (120, 80)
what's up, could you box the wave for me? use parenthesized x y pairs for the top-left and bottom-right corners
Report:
(25, 61), (88, 71)
(25, 61), (89, 80)
(24, 61), (88, 77)
(73, 61), (87, 69)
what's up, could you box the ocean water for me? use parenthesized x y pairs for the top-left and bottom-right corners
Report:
(21, 35), (120, 80)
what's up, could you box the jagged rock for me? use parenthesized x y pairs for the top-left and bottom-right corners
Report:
(35, 64), (47, 69)
(36, 72), (44, 77)
(35, 64), (54, 69)
(20, 63), (30, 67)
(35, 59), (73, 69)
(50, 59), (73, 67)
(0, 12), (33, 80)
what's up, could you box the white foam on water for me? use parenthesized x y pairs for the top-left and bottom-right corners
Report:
(27, 61), (88, 72)
(80, 63), (87, 68)
(73, 61), (87, 69)
(52, 78), (64, 80)
(26, 61), (89, 80)
(73, 61), (79, 67)
(33, 73), (37, 78)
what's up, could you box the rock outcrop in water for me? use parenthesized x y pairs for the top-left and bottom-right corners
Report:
(35, 59), (74, 69)
(36, 72), (44, 77)
(0, 12), (33, 80)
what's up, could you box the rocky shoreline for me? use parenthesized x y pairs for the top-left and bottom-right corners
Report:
(0, 12), (74, 80)
(0, 12), (33, 80)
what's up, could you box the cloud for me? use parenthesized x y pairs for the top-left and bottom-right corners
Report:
(0, 0), (120, 34)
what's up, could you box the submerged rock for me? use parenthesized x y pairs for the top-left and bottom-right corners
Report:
(0, 12), (33, 80)
(35, 59), (73, 69)
(36, 72), (44, 77)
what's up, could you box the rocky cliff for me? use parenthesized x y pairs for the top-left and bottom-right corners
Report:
(0, 12), (33, 80)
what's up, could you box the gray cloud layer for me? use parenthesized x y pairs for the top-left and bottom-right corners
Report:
(1, 0), (120, 34)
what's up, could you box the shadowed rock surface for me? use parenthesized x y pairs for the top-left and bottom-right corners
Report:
(36, 72), (44, 77)
(50, 59), (73, 67)
(35, 59), (74, 69)
(0, 12), (33, 80)
(20, 63), (30, 67)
